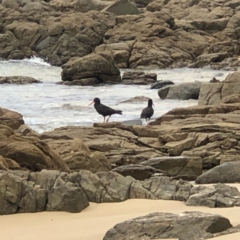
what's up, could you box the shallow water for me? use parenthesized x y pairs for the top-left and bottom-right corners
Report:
(0, 57), (232, 133)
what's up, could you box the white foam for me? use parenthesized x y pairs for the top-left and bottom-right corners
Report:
(23, 56), (51, 66)
(8, 56), (51, 67)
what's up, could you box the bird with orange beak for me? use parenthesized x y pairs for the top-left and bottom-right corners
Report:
(89, 98), (122, 123)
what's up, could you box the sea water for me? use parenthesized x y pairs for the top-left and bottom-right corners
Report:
(0, 57), (232, 133)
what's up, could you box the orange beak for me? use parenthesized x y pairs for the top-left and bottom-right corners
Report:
(88, 101), (94, 106)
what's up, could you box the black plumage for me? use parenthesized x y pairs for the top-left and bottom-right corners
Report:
(140, 99), (154, 123)
(89, 97), (122, 123)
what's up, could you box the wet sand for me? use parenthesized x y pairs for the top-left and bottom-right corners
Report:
(1, 197), (240, 240)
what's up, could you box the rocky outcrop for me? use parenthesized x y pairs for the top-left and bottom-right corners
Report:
(153, 101), (240, 125)
(61, 53), (121, 85)
(102, 0), (140, 15)
(119, 95), (149, 103)
(44, 137), (111, 173)
(140, 156), (202, 180)
(0, 155), (20, 170)
(134, 0), (152, 8)
(152, 105), (240, 170)
(0, 76), (42, 84)
(0, 107), (68, 172)
(0, 124), (69, 172)
(0, 8), (115, 66)
(95, 41), (133, 68)
(150, 80), (174, 89)
(40, 93), (240, 173)
(121, 71), (157, 85)
(103, 211), (233, 240)
(97, 3), (240, 69)
(192, 52), (230, 68)
(153, 94), (240, 172)
(196, 162), (240, 184)
(2, 169), (240, 215)
(49, 0), (109, 13)
(198, 71), (240, 105)
(186, 184), (240, 208)
(0, 170), (89, 214)
(0, 169), (190, 214)
(112, 164), (163, 180)
(40, 123), (168, 166)
(221, 94), (240, 104)
(0, 107), (24, 130)
(158, 81), (203, 100)
(1, 0), (240, 69)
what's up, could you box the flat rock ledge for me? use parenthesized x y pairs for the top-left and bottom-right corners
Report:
(121, 71), (157, 85)
(0, 76), (42, 84)
(1, 170), (240, 215)
(103, 211), (233, 240)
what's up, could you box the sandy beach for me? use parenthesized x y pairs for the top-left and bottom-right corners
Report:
(1, 196), (240, 240)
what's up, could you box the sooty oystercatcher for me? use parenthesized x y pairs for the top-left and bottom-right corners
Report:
(140, 99), (154, 125)
(89, 97), (122, 123)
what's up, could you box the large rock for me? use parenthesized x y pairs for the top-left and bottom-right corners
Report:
(0, 31), (20, 59)
(22, 2), (46, 12)
(158, 81), (203, 100)
(0, 169), (187, 214)
(40, 123), (167, 166)
(196, 162), (240, 184)
(102, 0), (140, 15)
(1, 0), (240, 70)
(61, 53), (121, 85)
(79, 170), (192, 202)
(0, 127), (69, 172)
(1, 9), (115, 65)
(150, 80), (174, 89)
(0, 108), (68, 172)
(95, 41), (134, 68)
(0, 171), (46, 214)
(140, 156), (202, 180)
(121, 71), (157, 85)
(103, 211), (233, 240)
(2, 0), (19, 9)
(119, 95), (150, 103)
(0, 76), (42, 84)
(134, 0), (152, 8)
(0, 170), (89, 214)
(193, 52), (229, 68)
(0, 156), (10, 170)
(0, 156), (20, 170)
(221, 94), (240, 104)
(150, 100), (240, 171)
(46, 185), (89, 213)
(2, 169), (240, 215)
(0, 107), (24, 130)
(49, 0), (109, 12)
(112, 164), (163, 180)
(186, 184), (240, 208)
(199, 71), (240, 105)
(142, 176), (192, 201)
(44, 137), (111, 172)
(153, 101), (240, 125)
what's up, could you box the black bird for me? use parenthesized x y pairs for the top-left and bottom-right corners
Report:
(140, 99), (154, 125)
(89, 97), (122, 123)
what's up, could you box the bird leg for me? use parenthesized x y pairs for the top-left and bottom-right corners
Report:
(146, 118), (152, 128)
(103, 116), (106, 123)
(106, 116), (111, 122)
